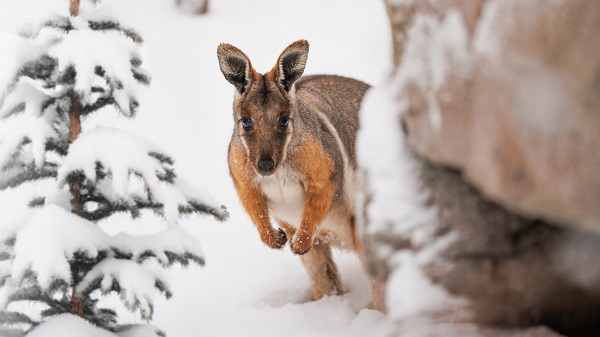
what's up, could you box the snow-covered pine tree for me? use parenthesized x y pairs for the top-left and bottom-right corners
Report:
(0, 1), (228, 336)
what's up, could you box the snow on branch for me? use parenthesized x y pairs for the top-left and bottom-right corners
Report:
(11, 205), (108, 290)
(6, 284), (67, 315)
(26, 314), (114, 337)
(0, 31), (45, 109)
(0, 234), (17, 289)
(0, 107), (65, 172)
(109, 227), (205, 267)
(57, 127), (229, 223)
(114, 324), (166, 337)
(0, 9), (150, 123)
(0, 77), (69, 190)
(76, 259), (170, 321)
(24, 313), (165, 337)
(0, 7), (152, 190)
(0, 163), (59, 191)
(0, 310), (36, 337)
(2, 204), (209, 325)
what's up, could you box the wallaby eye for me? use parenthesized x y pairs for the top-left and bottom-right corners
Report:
(278, 116), (290, 129)
(241, 117), (253, 130)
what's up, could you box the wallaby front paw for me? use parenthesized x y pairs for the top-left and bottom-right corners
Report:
(290, 236), (313, 255)
(261, 228), (287, 249)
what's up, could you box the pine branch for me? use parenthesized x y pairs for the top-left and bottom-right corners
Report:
(85, 66), (143, 116)
(0, 311), (36, 326)
(0, 326), (28, 337)
(46, 278), (71, 295)
(0, 137), (30, 171)
(37, 16), (73, 33)
(1, 96), (57, 120)
(44, 294), (70, 316)
(131, 65), (151, 86)
(8, 270), (70, 300)
(128, 99), (140, 116)
(0, 163), (58, 191)
(136, 249), (205, 268)
(3, 237), (16, 248)
(19, 55), (57, 82)
(88, 21), (143, 44)
(153, 279), (172, 300)
(114, 324), (166, 337)
(63, 167), (228, 221)
(147, 152), (174, 166)
(78, 273), (160, 321)
(0, 251), (12, 262)
(181, 202), (230, 222)
(8, 285), (57, 308)
(79, 268), (172, 301)
(0, 103), (25, 119)
(28, 197), (46, 208)
(40, 305), (68, 319)
(85, 307), (118, 331)
(0, 275), (10, 288)
(80, 197), (228, 222)
(166, 251), (205, 267)
(83, 96), (115, 115)
(45, 137), (69, 156)
(70, 250), (108, 284)
(57, 66), (77, 87)
(146, 152), (177, 183)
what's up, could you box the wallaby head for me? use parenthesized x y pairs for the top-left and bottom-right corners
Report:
(217, 40), (309, 176)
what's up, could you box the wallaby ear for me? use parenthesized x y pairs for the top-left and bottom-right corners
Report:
(217, 43), (254, 95)
(273, 40), (309, 92)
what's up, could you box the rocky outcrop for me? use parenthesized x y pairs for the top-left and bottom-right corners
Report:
(391, 0), (600, 233)
(421, 163), (600, 336)
(357, 0), (600, 336)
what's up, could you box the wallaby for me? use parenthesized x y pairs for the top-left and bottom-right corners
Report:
(217, 40), (379, 306)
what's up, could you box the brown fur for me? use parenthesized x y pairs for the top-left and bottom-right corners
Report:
(218, 40), (379, 307)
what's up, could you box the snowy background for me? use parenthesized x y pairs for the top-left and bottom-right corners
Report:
(0, 0), (396, 336)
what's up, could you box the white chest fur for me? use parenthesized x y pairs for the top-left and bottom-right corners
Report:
(257, 167), (305, 227)
(257, 166), (355, 249)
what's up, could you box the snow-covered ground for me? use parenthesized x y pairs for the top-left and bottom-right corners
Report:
(0, 0), (395, 336)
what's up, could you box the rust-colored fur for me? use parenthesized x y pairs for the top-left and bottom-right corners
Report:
(218, 40), (382, 308)
(228, 144), (287, 248)
(285, 136), (336, 254)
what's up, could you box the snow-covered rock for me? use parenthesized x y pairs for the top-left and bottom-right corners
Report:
(358, 1), (600, 336)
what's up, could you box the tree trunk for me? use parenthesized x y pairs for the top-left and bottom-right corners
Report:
(68, 100), (85, 317)
(69, 0), (80, 17)
(68, 0), (84, 316)
(197, 0), (209, 15)
(69, 101), (81, 143)
(176, 0), (209, 15)
(70, 294), (85, 317)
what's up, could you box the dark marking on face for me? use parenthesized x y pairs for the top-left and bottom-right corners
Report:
(236, 75), (294, 176)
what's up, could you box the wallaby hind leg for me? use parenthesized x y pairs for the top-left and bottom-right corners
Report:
(277, 221), (343, 300)
(300, 238), (344, 300)
(369, 276), (387, 312)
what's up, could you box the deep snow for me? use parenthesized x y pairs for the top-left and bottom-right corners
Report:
(0, 0), (396, 336)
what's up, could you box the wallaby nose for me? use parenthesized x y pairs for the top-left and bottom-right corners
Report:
(258, 159), (275, 175)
